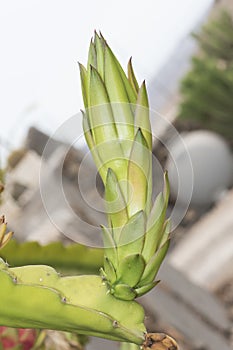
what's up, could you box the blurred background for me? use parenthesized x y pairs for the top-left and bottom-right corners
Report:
(1, 0), (233, 349)
(0, 0), (214, 155)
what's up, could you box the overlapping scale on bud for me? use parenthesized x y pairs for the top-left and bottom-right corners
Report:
(0, 216), (13, 250)
(79, 32), (170, 300)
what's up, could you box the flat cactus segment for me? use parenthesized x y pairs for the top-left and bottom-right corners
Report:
(0, 260), (145, 344)
(0, 240), (103, 273)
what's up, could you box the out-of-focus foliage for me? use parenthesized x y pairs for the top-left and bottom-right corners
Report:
(178, 10), (233, 142)
(33, 330), (87, 350)
(0, 240), (103, 274)
(193, 11), (233, 64)
(0, 169), (5, 200)
(7, 149), (27, 169)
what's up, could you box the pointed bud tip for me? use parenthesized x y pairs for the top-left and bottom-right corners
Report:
(106, 167), (115, 178)
(135, 127), (147, 141)
(90, 64), (99, 75)
(94, 29), (102, 36)
(78, 62), (84, 71)
(99, 31), (106, 41)
(89, 64), (98, 77)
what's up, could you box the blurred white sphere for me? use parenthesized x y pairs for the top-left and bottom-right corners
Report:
(166, 130), (233, 207)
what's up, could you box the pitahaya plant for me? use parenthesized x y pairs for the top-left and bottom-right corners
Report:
(0, 33), (178, 350)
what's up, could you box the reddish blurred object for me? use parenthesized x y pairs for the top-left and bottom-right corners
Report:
(0, 326), (37, 350)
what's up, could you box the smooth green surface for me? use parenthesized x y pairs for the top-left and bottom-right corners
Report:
(0, 260), (145, 344)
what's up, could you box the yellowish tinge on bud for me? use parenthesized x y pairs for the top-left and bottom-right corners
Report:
(134, 81), (152, 150)
(105, 169), (128, 230)
(104, 45), (135, 143)
(117, 211), (145, 260)
(94, 31), (105, 80)
(87, 39), (97, 73)
(0, 216), (13, 250)
(100, 224), (118, 273)
(127, 129), (150, 217)
(142, 172), (170, 263)
(79, 63), (89, 109)
(89, 66), (118, 144)
(127, 57), (139, 95)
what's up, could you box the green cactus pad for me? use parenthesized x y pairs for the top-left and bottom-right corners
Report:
(0, 259), (145, 344)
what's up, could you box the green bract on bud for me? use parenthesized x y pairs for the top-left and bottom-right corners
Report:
(79, 32), (170, 301)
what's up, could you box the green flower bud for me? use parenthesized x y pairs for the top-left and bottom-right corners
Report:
(80, 32), (170, 300)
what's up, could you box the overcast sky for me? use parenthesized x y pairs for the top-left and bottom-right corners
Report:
(0, 0), (214, 159)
